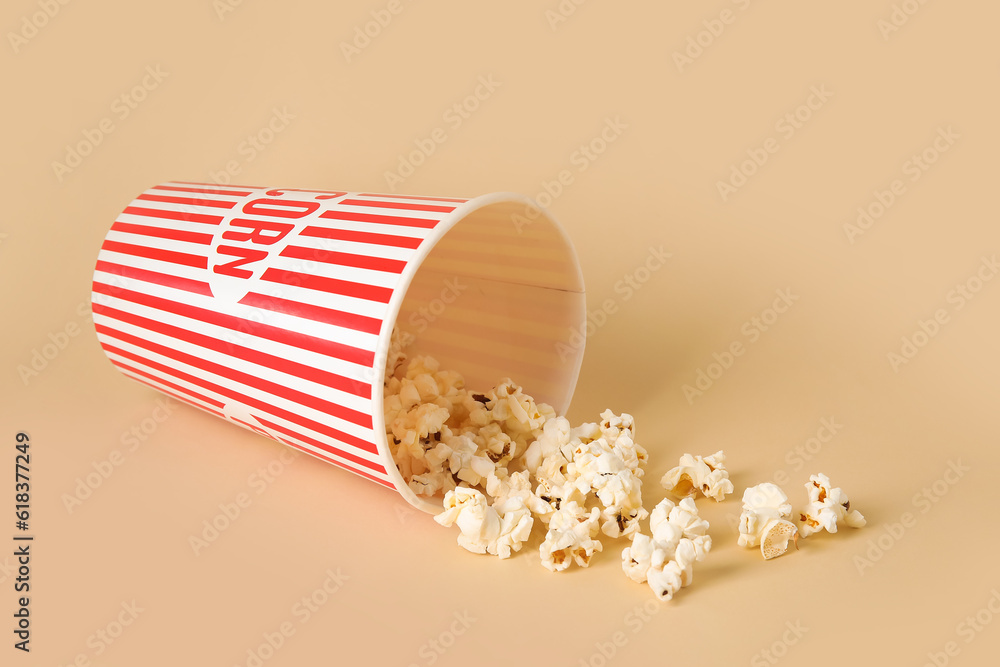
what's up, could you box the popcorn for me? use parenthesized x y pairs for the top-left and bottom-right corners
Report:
(383, 326), (412, 385)
(487, 379), (547, 440)
(798, 473), (866, 538)
(434, 486), (533, 559)
(523, 416), (572, 474)
(646, 556), (686, 601)
(741, 482), (792, 519)
(656, 497), (710, 539)
(760, 520), (798, 561)
(571, 420), (602, 444)
(408, 470), (454, 497)
(563, 414), (650, 539)
(388, 355), (641, 569)
(484, 468), (529, 506)
(539, 501), (603, 572)
(621, 533), (656, 583)
(660, 450), (734, 502)
(390, 347), (872, 599)
(621, 498), (713, 600)
(478, 422), (515, 466)
(610, 431), (648, 478)
(737, 483), (798, 560)
(434, 487), (499, 555)
(598, 408), (635, 442)
(592, 470), (648, 538)
(491, 495), (534, 559)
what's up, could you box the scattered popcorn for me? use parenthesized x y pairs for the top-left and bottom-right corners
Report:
(570, 431), (649, 539)
(599, 408), (635, 443)
(656, 497), (711, 540)
(660, 450), (734, 502)
(798, 473), (866, 538)
(491, 496), (534, 559)
(386, 343), (864, 599)
(523, 416), (572, 474)
(621, 498), (713, 600)
(434, 487), (499, 556)
(760, 519), (798, 561)
(433, 486), (533, 559)
(593, 470), (648, 539)
(737, 483), (798, 560)
(539, 501), (603, 572)
(621, 533), (656, 583)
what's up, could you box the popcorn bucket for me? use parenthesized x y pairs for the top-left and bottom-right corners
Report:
(91, 182), (587, 512)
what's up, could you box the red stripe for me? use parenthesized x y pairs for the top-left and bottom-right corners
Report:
(136, 193), (238, 209)
(99, 339), (377, 454)
(153, 184), (254, 197)
(299, 225), (423, 249)
(92, 281), (374, 367)
(319, 209), (439, 229)
(260, 268), (393, 303)
(111, 221), (214, 245)
(94, 302), (371, 398)
(94, 260), (213, 297)
(111, 359), (226, 410)
(239, 291), (382, 336)
(122, 205), (223, 226)
(97, 325), (373, 431)
(340, 198), (456, 213)
(279, 244), (405, 274)
(346, 466), (396, 488)
(256, 416), (385, 473)
(170, 180), (265, 189)
(100, 240), (207, 269)
(358, 192), (468, 203)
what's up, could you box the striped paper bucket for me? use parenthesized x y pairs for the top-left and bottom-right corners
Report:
(91, 182), (587, 512)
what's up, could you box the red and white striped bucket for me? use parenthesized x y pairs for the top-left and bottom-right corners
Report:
(91, 182), (587, 512)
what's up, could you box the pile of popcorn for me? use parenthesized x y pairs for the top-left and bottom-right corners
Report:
(383, 348), (865, 601)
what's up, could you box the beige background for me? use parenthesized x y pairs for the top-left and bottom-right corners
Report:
(3, 0), (1000, 665)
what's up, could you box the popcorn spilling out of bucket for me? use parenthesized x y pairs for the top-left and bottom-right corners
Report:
(92, 181), (865, 601)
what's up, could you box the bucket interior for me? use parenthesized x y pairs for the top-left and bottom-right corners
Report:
(381, 195), (587, 511)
